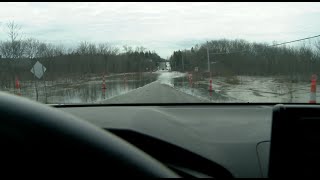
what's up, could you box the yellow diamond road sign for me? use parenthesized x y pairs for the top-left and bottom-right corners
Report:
(31, 61), (46, 79)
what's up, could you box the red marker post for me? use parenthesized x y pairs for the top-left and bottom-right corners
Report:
(15, 76), (21, 96)
(209, 79), (213, 97)
(102, 73), (106, 90)
(102, 88), (106, 99)
(309, 74), (317, 103)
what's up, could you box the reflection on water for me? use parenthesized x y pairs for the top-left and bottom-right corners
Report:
(13, 72), (158, 104)
(51, 74), (157, 104)
(4, 72), (236, 103)
(172, 76), (234, 102)
(51, 80), (154, 104)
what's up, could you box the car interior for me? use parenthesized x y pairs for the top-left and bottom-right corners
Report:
(1, 91), (320, 178)
(1, 2), (320, 179)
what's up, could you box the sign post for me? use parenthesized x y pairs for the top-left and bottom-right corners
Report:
(30, 61), (46, 102)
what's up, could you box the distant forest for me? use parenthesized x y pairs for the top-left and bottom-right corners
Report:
(0, 21), (164, 85)
(170, 38), (320, 77)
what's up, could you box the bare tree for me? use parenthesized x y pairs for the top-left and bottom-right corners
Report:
(66, 47), (75, 55)
(123, 45), (132, 53)
(314, 40), (320, 57)
(88, 43), (97, 55)
(97, 43), (119, 55)
(97, 43), (108, 55)
(35, 43), (59, 58)
(24, 38), (40, 59)
(110, 46), (119, 55)
(0, 41), (12, 58)
(53, 44), (65, 56)
(77, 41), (89, 55)
(37, 43), (48, 57)
(135, 46), (146, 53)
(5, 21), (25, 58)
(45, 44), (57, 57)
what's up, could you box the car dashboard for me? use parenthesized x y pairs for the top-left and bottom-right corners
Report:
(107, 128), (232, 178)
(56, 104), (275, 178)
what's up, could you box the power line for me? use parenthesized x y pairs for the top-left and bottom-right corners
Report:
(209, 34), (320, 55)
(270, 34), (320, 47)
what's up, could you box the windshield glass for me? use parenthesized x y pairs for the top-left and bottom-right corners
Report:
(1, 2), (320, 104)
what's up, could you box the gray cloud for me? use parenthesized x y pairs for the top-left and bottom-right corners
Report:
(0, 2), (320, 58)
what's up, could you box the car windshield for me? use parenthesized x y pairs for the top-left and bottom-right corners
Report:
(1, 2), (320, 104)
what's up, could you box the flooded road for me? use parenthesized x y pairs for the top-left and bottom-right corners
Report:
(172, 77), (235, 102)
(164, 72), (235, 102)
(101, 71), (209, 104)
(1, 71), (315, 104)
(155, 72), (313, 103)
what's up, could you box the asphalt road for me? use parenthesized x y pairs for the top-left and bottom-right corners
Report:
(101, 80), (209, 104)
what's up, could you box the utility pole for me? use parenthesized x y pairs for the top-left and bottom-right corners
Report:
(207, 41), (213, 93)
(182, 51), (185, 72)
(207, 41), (210, 73)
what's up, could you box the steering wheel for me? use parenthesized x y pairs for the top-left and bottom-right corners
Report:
(0, 92), (179, 177)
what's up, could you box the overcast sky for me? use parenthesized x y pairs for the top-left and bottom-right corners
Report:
(0, 2), (320, 58)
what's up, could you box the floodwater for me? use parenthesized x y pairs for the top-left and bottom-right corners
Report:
(5, 72), (158, 104)
(160, 72), (314, 103)
(173, 80), (234, 102)
(153, 71), (234, 102)
(2, 71), (316, 104)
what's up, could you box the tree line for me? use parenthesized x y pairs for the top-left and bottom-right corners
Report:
(0, 21), (164, 87)
(169, 38), (320, 78)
